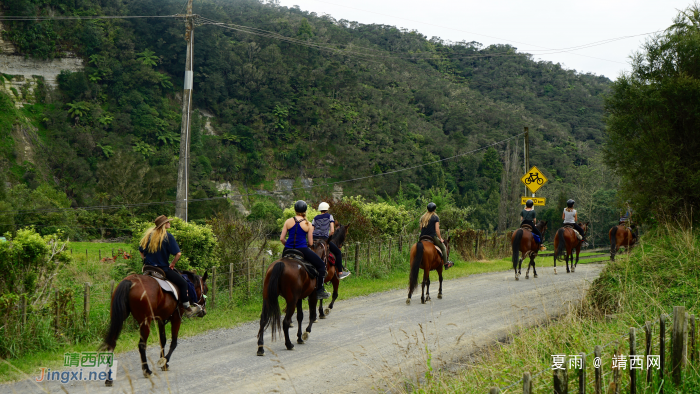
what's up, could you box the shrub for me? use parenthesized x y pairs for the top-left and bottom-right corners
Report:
(247, 200), (282, 236)
(210, 212), (268, 283)
(130, 217), (218, 272)
(346, 196), (412, 236)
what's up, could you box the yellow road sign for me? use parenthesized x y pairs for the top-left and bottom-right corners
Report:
(520, 166), (548, 193)
(521, 197), (546, 206)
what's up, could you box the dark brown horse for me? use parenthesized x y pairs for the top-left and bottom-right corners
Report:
(312, 223), (350, 319)
(101, 270), (208, 385)
(511, 221), (548, 280)
(256, 252), (321, 356)
(407, 237), (450, 304)
(553, 222), (589, 274)
(609, 224), (637, 261)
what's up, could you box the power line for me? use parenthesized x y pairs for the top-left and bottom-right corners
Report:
(0, 15), (181, 21)
(0, 132), (524, 214)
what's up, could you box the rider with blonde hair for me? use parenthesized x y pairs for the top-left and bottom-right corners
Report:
(419, 202), (453, 269)
(139, 215), (202, 317)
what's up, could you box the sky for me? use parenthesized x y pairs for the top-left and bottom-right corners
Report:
(275, 0), (693, 80)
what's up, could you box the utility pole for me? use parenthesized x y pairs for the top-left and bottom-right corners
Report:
(175, 0), (195, 221)
(523, 127), (529, 197)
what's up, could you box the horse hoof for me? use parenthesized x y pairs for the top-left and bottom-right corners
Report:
(157, 357), (167, 368)
(319, 315), (326, 319)
(302, 332), (309, 341)
(437, 293), (442, 299)
(324, 308), (331, 315)
(554, 268), (557, 275)
(161, 364), (169, 371)
(406, 298), (411, 305)
(143, 370), (152, 378)
(534, 274), (538, 278)
(297, 339), (305, 344)
(421, 299), (426, 304)
(105, 379), (113, 387)
(286, 343), (295, 350)
(425, 296), (431, 302)
(525, 274), (529, 279)
(257, 347), (265, 356)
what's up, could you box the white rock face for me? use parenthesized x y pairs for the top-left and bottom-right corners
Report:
(0, 54), (84, 87)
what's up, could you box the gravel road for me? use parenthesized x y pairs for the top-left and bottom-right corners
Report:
(5, 263), (603, 394)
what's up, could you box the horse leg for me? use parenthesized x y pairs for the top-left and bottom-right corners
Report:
(156, 320), (168, 371)
(303, 295), (318, 342)
(553, 253), (557, 275)
(283, 298), (296, 350)
(163, 315), (181, 369)
(423, 269), (431, 303)
(565, 250), (571, 273)
(574, 246), (581, 270)
(296, 299), (305, 344)
(318, 298), (325, 319)
(420, 268), (426, 304)
(256, 308), (267, 356)
(437, 265), (443, 299)
(326, 276), (339, 315)
(532, 255), (538, 278)
(138, 321), (152, 378)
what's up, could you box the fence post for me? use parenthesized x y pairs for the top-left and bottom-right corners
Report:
(355, 242), (360, 276)
(229, 263), (234, 300)
(488, 387), (499, 394)
(99, 249), (101, 260)
(388, 238), (392, 269)
(683, 311), (689, 368)
(86, 249), (88, 260)
(660, 314), (666, 394)
(247, 259), (251, 296)
(630, 327), (636, 394)
(83, 283), (90, 326)
(672, 306), (685, 385)
(594, 345), (602, 394)
(54, 289), (60, 334)
(212, 267), (216, 309)
(21, 294), (26, 326)
(645, 321), (652, 384)
(553, 365), (567, 394)
(579, 352), (586, 394)
(367, 242), (370, 273)
(378, 242), (382, 268)
(612, 349), (620, 394)
(522, 371), (532, 394)
(399, 236), (402, 252)
(691, 315), (697, 364)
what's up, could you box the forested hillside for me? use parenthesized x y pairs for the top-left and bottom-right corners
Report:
(0, 0), (619, 238)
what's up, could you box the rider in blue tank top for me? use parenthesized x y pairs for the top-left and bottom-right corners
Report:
(280, 200), (330, 299)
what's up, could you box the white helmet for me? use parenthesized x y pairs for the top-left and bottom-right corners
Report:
(318, 202), (330, 211)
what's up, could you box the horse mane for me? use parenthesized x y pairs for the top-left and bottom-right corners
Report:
(329, 223), (348, 247)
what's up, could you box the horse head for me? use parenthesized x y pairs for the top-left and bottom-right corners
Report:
(580, 222), (590, 236)
(331, 222), (350, 248)
(184, 270), (208, 317)
(537, 220), (548, 235)
(311, 237), (330, 261)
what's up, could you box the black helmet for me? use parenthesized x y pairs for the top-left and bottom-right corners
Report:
(526, 199), (534, 208)
(427, 202), (437, 212)
(294, 200), (307, 213)
(567, 199), (575, 207)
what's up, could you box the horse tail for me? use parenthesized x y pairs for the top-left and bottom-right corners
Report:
(555, 228), (566, 261)
(512, 229), (523, 270)
(100, 280), (132, 351)
(408, 242), (424, 292)
(610, 226), (618, 255)
(261, 261), (284, 341)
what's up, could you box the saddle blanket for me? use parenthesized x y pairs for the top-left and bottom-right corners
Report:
(153, 277), (178, 301)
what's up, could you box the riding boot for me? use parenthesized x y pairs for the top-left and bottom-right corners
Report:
(316, 271), (329, 299)
(182, 301), (202, 318)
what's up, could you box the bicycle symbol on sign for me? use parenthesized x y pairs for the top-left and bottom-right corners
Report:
(524, 172), (544, 186)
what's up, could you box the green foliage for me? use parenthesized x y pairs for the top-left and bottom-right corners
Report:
(136, 49), (159, 67)
(130, 217), (218, 271)
(604, 4), (700, 221)
(345, 196), (412, 236)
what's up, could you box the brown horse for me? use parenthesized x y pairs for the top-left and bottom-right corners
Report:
(100, 270), (208, 385)
(312, 223), (350, 319)
(256, 251), (321, 356)
(553, 222), (589, 274)
(406, 237), (450, 304)
(511, 221), (548, 280)
(609, 224), (637, 261)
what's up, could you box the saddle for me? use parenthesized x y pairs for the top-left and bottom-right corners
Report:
(282, 249), (319, 279)
(142, 265), (178, 301)
(563, 225), (583, 240)
(419, 235), (443, 257)
(520, 223), (533, 231)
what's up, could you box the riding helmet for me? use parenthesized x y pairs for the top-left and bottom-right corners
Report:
(526, 199), (534, 208)
(427, 202), (437, 212)
(294, 200), (308, 213)
(567, 199), (575, 207)
(318, 202), (330, 211)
